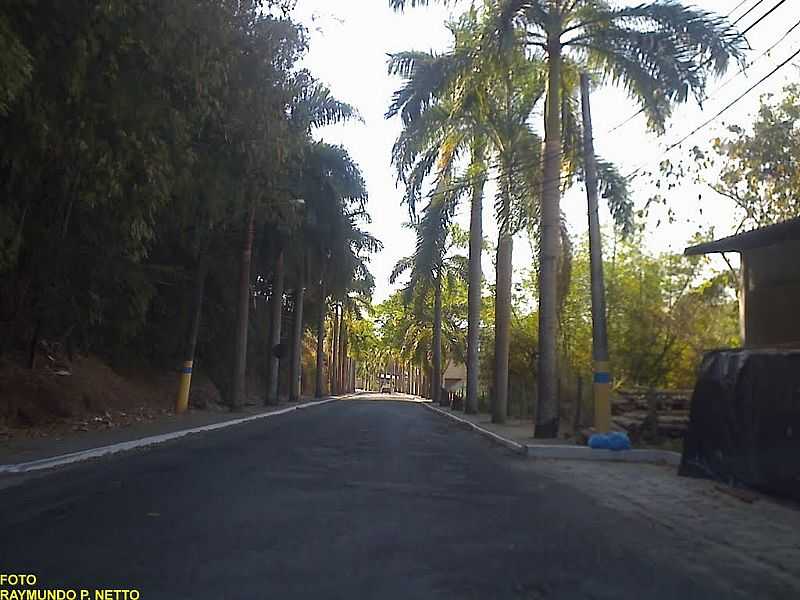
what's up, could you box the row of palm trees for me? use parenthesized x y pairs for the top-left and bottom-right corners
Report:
(195, 87), (380, 410)
(387, 0), (745, 433)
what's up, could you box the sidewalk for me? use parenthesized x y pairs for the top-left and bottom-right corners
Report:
(0, 397), (339, 474)
(526, 459), (800, 582)
(427, 403), (800, 583)
(427, 404), (681, 464)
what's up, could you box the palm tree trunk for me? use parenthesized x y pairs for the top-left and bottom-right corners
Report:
(339, 317), (348, 393)
(330, 304), (340, 395)
(466, 154), (486, 415)
(426, 368), (431, 400)
(27, 318), (41, 370)
(176, 254), (208, 414)
(494, 184), (513, 424)
(265, 248), (285, 405)
(425, 366), (431, 400)
(433, 271), (444, 406)
(288, 256), (306, 403)
(580, 73), (612, 433)
(315, 271), (327, 398)
(335, 307), (345, 393)
(536, 32), (563, 438)
(231, 201), (256, 410)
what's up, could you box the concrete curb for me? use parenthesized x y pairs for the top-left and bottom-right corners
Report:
(0, 397), (339, 475)
(424, 404), (682, 466)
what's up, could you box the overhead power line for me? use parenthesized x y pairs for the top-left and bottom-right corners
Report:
(710, 16), (800, 97)
(626, 43), (800, 179)
(402, 2), (800, 211)
(727, 0), (755, 20)
(419, 38), (800, 205)
(740, 0), (789, 35)
(607, 5), (799, 135)
(732, 0), (767, 25)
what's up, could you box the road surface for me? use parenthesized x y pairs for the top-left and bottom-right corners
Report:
(0, 395), (795, 598)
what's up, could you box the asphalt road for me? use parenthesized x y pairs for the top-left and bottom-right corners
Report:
(0, 395), (793, 599)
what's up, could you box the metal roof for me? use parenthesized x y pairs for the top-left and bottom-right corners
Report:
(684, 217), (800, 256)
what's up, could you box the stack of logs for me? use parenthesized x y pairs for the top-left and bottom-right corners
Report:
(611, 388), (691, 442)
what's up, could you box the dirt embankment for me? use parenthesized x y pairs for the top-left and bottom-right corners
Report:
(0, 355), (222, 441)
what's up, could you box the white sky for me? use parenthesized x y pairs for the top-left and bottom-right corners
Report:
(292, 0), (800, 302)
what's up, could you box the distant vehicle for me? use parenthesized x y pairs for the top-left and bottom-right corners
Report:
(380, 385), (392, 394)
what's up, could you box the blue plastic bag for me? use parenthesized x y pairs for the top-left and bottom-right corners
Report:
(608, 431), (632, 451)
(588, 432), (631, 451)
(588, 433), (611, 449)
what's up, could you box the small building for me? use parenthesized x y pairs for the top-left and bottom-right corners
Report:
(685, 217), (800, 348)
(443, 362), (466, 395)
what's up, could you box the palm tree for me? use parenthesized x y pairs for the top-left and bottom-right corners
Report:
(258, 80), (360, 406)
(290, 142), (373, 398)
(387, 14), (488, 413)
(391, 204), (469, 406)
(482, 42), (544, 423)
(388, 11), (545, 422)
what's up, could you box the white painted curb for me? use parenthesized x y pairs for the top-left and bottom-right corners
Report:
(0, 398), (339, 475)
(424, 404), (526, 454)
(424, 404), (682, 466)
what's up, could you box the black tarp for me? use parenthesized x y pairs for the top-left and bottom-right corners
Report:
(680, 349), (800, 501)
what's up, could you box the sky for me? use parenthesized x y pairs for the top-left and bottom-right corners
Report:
(291, 0), (800, 303)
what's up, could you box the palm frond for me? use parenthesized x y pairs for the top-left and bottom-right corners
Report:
(573, 2), (746, 132)
(386, 51), (465, 125)
(557, 216), (573, 318)
(390, 256), (414, 284)
(388, 0), (456, 12)
(292, 76), (361, 130)
(595, 158), (634, 236)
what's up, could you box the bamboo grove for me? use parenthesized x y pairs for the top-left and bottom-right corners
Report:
(0, 0), (379, 407)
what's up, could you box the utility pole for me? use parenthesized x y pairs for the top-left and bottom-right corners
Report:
(580, 73), (611, 433)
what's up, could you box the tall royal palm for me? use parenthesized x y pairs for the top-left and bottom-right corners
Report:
(481, 41), (545, 423)
(262, 78), (360, 406)
(391, 208), (469, 406)
(387, 10), (490, 414)
(387, 9), (545, 420)
(294, 142), (374, 400)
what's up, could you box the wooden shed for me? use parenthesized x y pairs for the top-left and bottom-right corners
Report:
(685, 217), (800, 348)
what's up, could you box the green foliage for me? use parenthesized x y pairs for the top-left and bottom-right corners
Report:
(0, 1), (377, 397)
(0, 11), (31, 116)
(706, 84), (800, 229)
(372, 268), (468, 374)
(559, 232), (740, 388)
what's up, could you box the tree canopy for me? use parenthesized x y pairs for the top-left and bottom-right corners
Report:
(0, 0), (378, 405)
